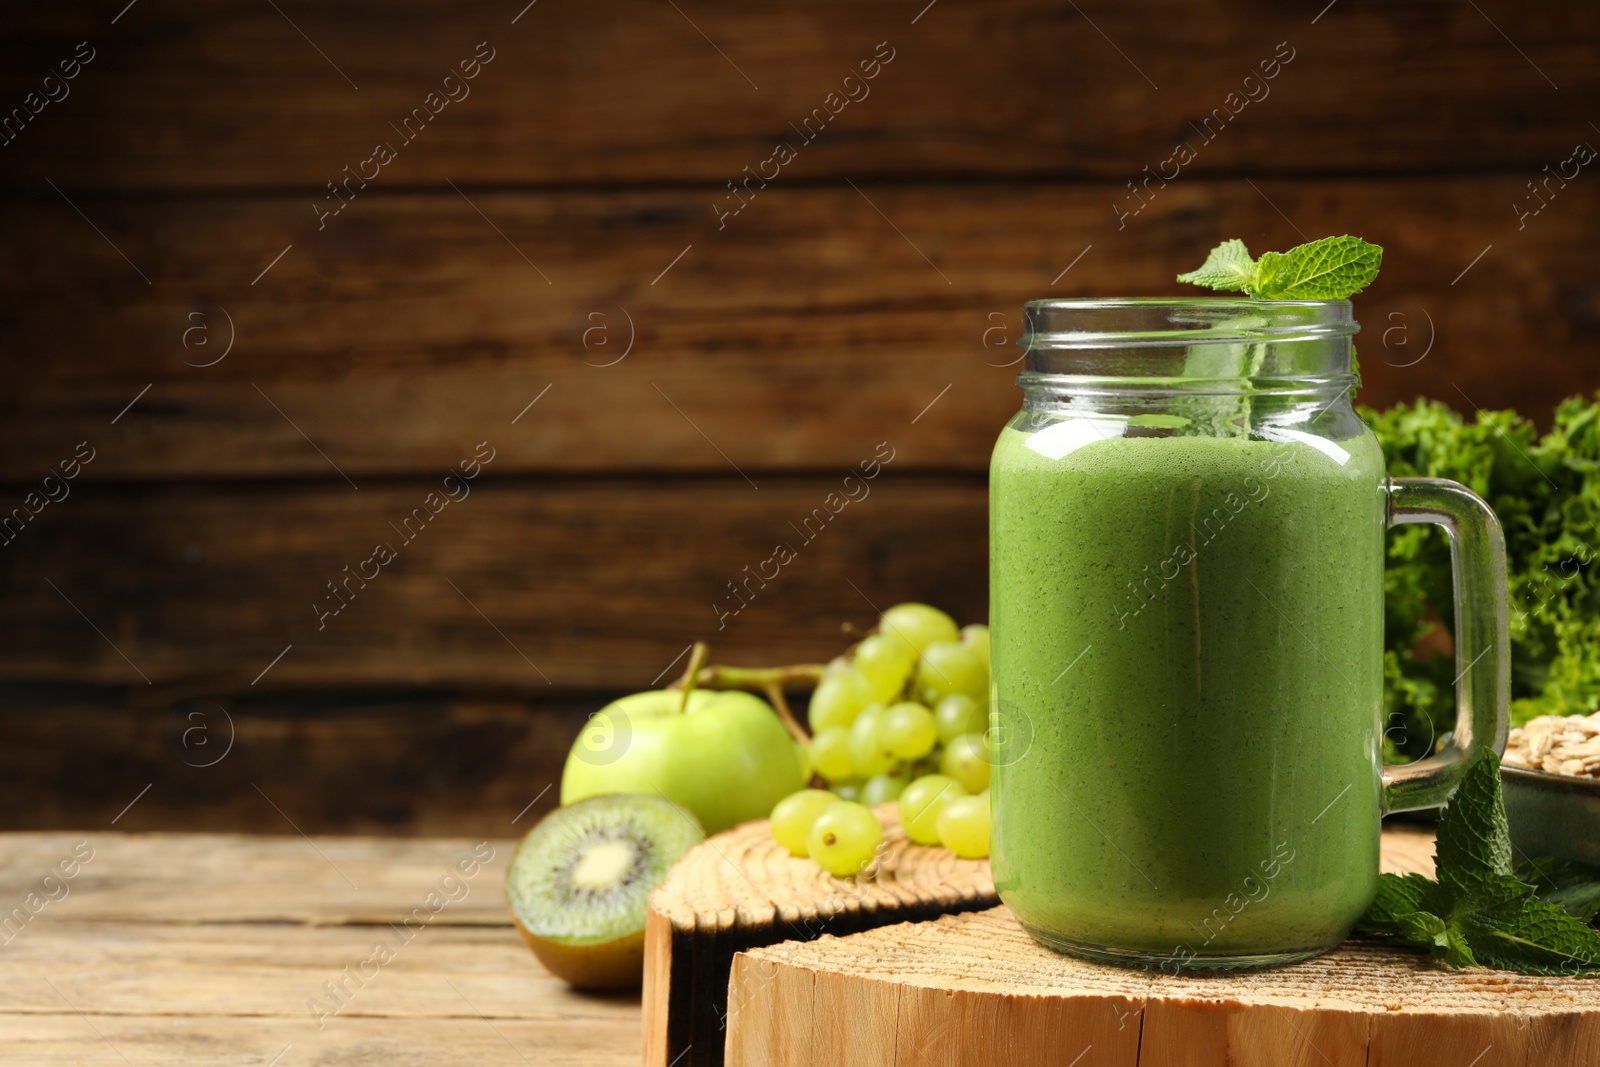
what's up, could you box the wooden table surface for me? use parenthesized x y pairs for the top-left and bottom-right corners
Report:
(0, 829), (1439, 1065)
(0, 833), (638, 1066)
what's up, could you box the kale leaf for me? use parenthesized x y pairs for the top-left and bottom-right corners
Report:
(1363, 395), (1600, 751)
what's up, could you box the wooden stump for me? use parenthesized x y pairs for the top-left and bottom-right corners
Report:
(725, 902), (1600, 1067)
(640, 816), (1495, 1067)
(712, 831), (1600, 1067)
(643, 805), (997, 1067)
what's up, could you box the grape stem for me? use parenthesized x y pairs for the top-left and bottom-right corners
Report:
(668, 661), (825, 745)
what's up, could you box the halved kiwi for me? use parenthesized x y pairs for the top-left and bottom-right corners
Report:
(506, 793), (705, 990)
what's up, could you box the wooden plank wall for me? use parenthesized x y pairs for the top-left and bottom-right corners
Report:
(1, 0), (1597, 833)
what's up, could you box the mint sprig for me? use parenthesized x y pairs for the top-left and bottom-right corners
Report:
(1355, 750), (1600, 975)
(1177, 235), (1383, 300)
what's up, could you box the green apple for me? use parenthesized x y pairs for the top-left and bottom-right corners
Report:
(561, 688), (807, 835)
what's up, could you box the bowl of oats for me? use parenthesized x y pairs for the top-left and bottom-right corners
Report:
(1502, 711), (1600, 866)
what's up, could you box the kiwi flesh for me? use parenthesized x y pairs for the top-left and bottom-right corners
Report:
(506, 793), (704, 990)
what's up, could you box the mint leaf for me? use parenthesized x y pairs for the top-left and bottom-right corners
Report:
(1251, 235), (1382, 299)
(1357, 872), (1439, 935)
(1396, 909), (1452, 957)
(1126, 414), (1191, 430)
(1464, 886), (1600, 975)
(1518, 857), (1600, 922)
(1461, 868), (1539, 924)
(1433, 749), (1515, 899)
(1388, 909), (1482, 968)
(1175, 239), (1258, 292)
(1444, 924), (1481, 969)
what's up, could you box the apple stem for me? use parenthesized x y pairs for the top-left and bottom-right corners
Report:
(676, 641), (711, 715)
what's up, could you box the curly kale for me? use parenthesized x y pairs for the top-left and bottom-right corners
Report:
(1363, 395), (1600, 759)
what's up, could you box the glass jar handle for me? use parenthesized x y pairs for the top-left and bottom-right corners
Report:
(1381, 478), (1510, 813)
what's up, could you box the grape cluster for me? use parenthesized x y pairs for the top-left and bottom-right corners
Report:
(770, 603), (993, 876)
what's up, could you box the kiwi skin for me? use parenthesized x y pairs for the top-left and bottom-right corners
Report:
(511, 918), (646, 991)
(505, 793), (704, 991)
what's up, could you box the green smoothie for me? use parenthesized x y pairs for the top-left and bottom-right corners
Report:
(989, 418), (1386, 967)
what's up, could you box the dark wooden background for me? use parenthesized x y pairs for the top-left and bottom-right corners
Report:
(1, 1), (1596, 834)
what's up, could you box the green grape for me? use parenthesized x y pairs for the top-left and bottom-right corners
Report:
(807, 801), (884, 877)
(880, 702), (937, 760)
(879, 603), (960, 656)
(809, 727), (856, 783)
(848, 704), (894, 777)
(861, 772), (910, 806)
(960, 623), (990, 670)
(936, 794), (990, 859)
(853, 634), (916, 703)
(769, 789), (839, 857)
(939, 733), (990, 793)
(915, 641), (988, 706)
(898, 774), (967, 845)
(794, 740), (813, 782)
(934, 694), (986, 743)
(831, 780), (862, 802)
(808, 669), (871, 733)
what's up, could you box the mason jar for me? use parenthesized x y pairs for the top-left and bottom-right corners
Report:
(988, 298), (1508, 970)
